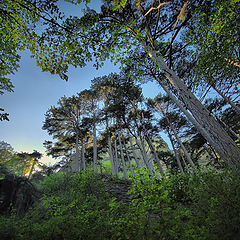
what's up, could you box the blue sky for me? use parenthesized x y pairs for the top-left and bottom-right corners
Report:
(0, 0), (161, 165)
(0, 51), (161, 165)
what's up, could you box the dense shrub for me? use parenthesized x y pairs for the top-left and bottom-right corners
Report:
(0, 167), (239, 239)
(127, 167), (240, 240)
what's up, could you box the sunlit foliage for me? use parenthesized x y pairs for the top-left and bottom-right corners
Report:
(0, 167), (239, 239)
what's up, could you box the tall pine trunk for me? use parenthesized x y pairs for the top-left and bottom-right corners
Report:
(179, 148), (188, 168)
(75, 133), (80, 172)
(122, 137), (135, 176)
(81, 141), (86, 170)
(129, 135), (141, 167)
(135, 137), (153, 175)
(93, 117), (98, 172)
(163, 112), (194, 167)
(145, 135), (164, 175)
(114, 137), (119, 174)
(157, 81), (214, 144)
(117, 132), (128, 179)
(172, 129), (194, 167)
(167, 128), (184, 173)
(145, 45), (240, 165)
(106, 118), (116, 174)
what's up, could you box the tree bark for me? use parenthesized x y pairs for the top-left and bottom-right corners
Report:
(145, 135), (164, 175)
(167, 129), (184, 173)
(122, 137), (135, 176)
(179, 148), (188, 168)
(158, 82), (214, 145)
(81, 141), (86, 171)
(106, 118), (116, 174)
(160, 108), (194, 167)
(172, 129), (194, 167)
(129, 135), (141, 167)
(145, 45), (240, 165)
(93, 116), (98, 172)
(117, 132), (128, 179)
(215, 116), (240, 141)
(135, 137), (153, 175)
(75, 133), (80, 172)
(108, 134), (115, 174)
(114, 138), (119, 174)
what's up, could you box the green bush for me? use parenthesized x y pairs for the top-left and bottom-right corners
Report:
(0, 215), (17, 240)
(127, 167), (240, 240)
(19, 171), (111, 240)
(37, 171), (70, 195)
(188, 167), (240, 240)
(0, 167), (239, 239)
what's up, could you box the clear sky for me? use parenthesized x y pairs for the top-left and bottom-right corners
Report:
(0, 51), (161, 165)
(0, 0), (162, 165)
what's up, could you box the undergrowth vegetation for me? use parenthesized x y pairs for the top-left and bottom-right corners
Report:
(0, 167), (240, 240)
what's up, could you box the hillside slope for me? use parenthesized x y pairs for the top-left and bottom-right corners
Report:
(0, 169), (240, 240)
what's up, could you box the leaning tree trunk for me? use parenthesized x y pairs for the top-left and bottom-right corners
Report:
(167, 128), (184, 173)
(129, 134), (141, 167)
(75, 133), (80, 172)
(144, 43), (240, 165)
(179, 148), (188, 168)
(135, 137), (154, 175)
(145, 135), (164, 175)
(81, 141), (86, 171)
(122, 137), (135, 176)
(159, 107), (195, 167)
(93, 116), (98, 172)
(117, 132), (128, 180)
(215, 115), (240, 141)
(166, 118), (194, 167)
(106, 118), (116, 174)
(172, 129), (194, 167)
(156, 81), (214, 145)
(114, 137), (119, 174)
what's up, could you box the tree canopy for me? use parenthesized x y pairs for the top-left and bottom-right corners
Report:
(0, 1), (240, 239)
